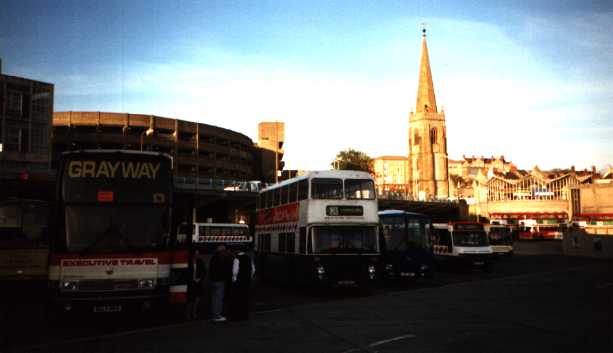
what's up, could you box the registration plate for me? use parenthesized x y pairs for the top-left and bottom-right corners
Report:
(400, 272), (416, 277)
(93, 305), (122, 313)
(338, 280), (355, 285)
(474, 261), (485, 266)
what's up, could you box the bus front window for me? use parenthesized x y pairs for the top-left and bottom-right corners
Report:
(311, 178), (343, 199)
(65, 205), (169, 251)
(382, 217), (426, 251)
(452, 231), (489, 247)
(312, 226), (377, 253)
(489, 227), (512, 245)
(345, 179), (376, 200)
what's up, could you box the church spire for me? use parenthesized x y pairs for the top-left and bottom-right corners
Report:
(415, 27), (437, 113)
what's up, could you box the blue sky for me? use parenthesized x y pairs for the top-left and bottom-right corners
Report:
(1, 0), (611, 171)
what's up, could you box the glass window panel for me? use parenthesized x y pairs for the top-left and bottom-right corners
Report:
(311, 178), (342, 199)
(345, 179), (376, 200)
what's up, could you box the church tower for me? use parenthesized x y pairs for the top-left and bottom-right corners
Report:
(408, 28), (449, 200)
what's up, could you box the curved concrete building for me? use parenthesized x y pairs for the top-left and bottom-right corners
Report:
(52, 112), (257, 181)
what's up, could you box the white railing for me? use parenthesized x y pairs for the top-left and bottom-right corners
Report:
(174, 176), (263, 193)
(377, 190), (461, 203)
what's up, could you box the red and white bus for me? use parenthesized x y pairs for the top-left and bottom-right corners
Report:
(49, 150), (188, 314)
(490, 212), (567, 240)
(255, 170), (380, 289)
(571, 213), (613, 236)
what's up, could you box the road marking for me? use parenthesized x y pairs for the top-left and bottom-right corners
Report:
(255, 308), (284, 314)
(370, 334), (416, 347)
(340, 334), (416, 353)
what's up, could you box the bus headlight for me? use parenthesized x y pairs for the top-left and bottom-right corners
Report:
(138, 279), (156, 289)
(62, 280), (79, 291)
(316, 265), (325, 280)
(368, 265), (376, 279)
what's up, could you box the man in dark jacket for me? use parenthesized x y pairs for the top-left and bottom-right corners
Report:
(230, 247), (255, 321)
(209, 244), (233, 322)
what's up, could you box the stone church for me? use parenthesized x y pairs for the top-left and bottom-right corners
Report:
(408, 29), (449, 200)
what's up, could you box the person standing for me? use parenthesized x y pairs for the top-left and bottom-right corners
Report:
(209, 244), (233, 322)
(230, 247), (255, 321)
(186, 248), (206, 320)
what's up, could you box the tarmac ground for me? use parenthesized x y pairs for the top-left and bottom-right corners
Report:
(2, 241), (611, 353)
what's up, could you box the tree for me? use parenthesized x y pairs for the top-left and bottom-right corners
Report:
(331, 148), (373, 173)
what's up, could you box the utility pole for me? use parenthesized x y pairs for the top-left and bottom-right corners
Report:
(274, 121), (279, 183)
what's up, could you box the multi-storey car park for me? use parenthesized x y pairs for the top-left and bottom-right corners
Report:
(52, 112), (262, 183)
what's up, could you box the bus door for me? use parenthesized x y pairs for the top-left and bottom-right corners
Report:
(431, 225), (453, 257)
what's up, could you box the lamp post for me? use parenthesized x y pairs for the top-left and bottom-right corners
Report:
(140, 128), (154, 151)
(274, 121), (279, 184)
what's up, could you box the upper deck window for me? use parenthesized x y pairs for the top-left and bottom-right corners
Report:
(311, 178), (343, 199)
(298, 179), (309, 200)
(345, 179), (375, 200)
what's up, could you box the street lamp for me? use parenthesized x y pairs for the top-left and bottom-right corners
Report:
(140, 128), (154, 151)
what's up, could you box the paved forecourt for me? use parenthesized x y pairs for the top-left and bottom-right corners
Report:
(20, 258), (612, 353)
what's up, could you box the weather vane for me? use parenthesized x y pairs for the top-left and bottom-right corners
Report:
(421, 22), (427, 36)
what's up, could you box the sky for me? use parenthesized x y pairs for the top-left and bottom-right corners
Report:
(1, 0), (612, 171)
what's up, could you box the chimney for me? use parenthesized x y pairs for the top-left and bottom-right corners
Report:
(591, 165), (596, 174)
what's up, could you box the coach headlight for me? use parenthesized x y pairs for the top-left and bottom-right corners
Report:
(368, 265), (376, 279)
(138, 279), (156, 289)
(316, 265), (325, 280)
(62, 280), (79, 291)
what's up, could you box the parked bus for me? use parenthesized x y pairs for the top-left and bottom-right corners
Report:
(490, 212), (566, 240)
(571, 213), (613, 236)
(0, 199), (50, 302)
(254, 170), (379, 289)
(378, 210), (434, 281)
(518, 220), (566, 240)
(431, 222), (493, 270)
(484, 223), (513, 256)
(177, 222), (253, 262)
(49, 150), (188, 314)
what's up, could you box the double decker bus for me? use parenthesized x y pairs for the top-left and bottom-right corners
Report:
(49, 150), (188, 314)
(378, 210), (434, 281)
(255, 170), (379, 288)
(484, 223), (514, 256)
(431, 221), (493, 270)
(0, 199), (50, 303)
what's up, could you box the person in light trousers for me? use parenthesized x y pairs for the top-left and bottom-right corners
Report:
(208, 245), (233, 322)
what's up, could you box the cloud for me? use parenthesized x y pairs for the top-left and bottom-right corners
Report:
(50, 15), (612, 171)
